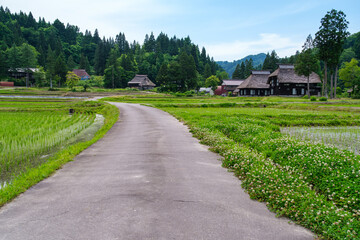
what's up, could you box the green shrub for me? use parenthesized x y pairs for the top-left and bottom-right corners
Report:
(184, 91), (194, 97)
(319, 97), (327, 101)
(175, 92), (185, 97)
(302, 95), (308, 99)
(310, 96), (316, 101)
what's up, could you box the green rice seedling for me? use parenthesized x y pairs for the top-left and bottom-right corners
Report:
(0, 111), (95, 183)
(281, 126), (360, 154)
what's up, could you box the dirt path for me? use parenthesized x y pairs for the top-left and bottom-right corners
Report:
(0, 103), (314, 240)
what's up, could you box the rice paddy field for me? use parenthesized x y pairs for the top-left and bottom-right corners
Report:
(2, 93), (360, 239)
(104, 95), (360, 240)
(0, 111), (95, 184)
(0, 98), (112, 187)
(282, 126), (360, 154)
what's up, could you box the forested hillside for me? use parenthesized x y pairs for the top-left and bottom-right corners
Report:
(0, 7), (226, 91)
(217, 53), (266, 77)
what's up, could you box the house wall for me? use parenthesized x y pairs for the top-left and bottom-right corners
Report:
(9, 72), (35, 80)
(0, 82), (14, 87)
(238, 88), (270, 96)
(128, 83), (154, 90)
(269, 76), (321, 96)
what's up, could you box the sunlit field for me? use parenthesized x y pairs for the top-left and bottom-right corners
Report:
(106, 95), (360, 239)
(0, 98), (106, 185)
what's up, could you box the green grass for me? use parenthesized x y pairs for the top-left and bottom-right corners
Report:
(161, 106), (360, 239)
(105, 94), (360, 239)
(0, 99), (119, 207)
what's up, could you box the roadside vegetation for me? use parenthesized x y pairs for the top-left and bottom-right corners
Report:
(0, 98), (119, 207)
(107, 94), (360, 239)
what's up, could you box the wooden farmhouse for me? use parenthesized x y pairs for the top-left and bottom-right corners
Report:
(8, 68), (38, 82)
(267, 64), (321, 96)
(73, 69), (90, 80)
(221, 80), (244, 95)
(236, 70), (271, 96)
(128, 75), (156, 90)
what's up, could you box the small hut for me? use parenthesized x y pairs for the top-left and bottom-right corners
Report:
(236, 71), (270, 96)
(128, 75), (156, 90)
(73, 69), (90, 80)
(267, 64), (321, 96)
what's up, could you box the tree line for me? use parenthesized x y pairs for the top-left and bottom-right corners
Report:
(0, 7), (227, 91)
(294, 9), (360, 98)
(231, 50), (300, 80)
(231, 9), (360, 100)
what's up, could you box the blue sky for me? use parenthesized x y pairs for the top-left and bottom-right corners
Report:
(2, 0), (360, 61)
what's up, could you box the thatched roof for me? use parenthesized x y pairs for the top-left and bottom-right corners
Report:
(268, 64), (321, 84)
(8, 68), (39, 73)
(128, 75), (156, 87)
(237, 70), (270, 89)
(73, 69), (90, 79)
(222, 80), (244, 86)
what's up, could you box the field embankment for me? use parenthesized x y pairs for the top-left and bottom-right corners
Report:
(0, 98), (119, 207)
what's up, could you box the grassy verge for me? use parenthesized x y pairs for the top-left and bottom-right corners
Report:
(163, 107), (360, 239)
(0, 102), (119, 207)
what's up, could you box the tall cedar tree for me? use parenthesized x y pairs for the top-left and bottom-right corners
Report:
(178, 50), (197, 91)
(244, 59), (254, 78)
(315, 9), (349, 98)
(167, 61), (182, 92)
(232, 64), (241, 79)
(239, 62), (246, 79)
(20, 43), (38, 87)
(203, 63), (212, 79)
(67, 55), (77, 71)
(156, 63), (168, 91)
(54, 52), (67, 86)
(295, 35), (319, 98)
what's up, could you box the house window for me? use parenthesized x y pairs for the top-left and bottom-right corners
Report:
(301, 88), (305, 95)
(271, 89), (273, 95)
(250, 90), (255, 95)
(292, 88), (297, 95)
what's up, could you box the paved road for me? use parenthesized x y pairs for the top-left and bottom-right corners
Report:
(0, 103), (314, 240)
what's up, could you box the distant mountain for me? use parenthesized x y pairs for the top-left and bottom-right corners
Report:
(217, 53), (266, 78)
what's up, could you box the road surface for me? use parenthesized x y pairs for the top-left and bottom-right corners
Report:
(0, 103), (314, 240)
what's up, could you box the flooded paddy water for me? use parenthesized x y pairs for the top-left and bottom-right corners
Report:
(281, 126), (360, 155)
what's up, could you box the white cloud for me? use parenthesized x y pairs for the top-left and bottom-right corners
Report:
(2, 0), (177, 40)
(205, 33), (303, 62)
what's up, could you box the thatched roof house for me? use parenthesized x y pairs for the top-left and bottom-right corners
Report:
(73, 69), (90, 80)
(267, 64), (321, 96)
(128, 75), (156, 90)
(236, 70), (270, 96)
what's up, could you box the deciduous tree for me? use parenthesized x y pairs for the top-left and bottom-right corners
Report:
(205, 75), (220, 91)
(65, 71), (80, 90)
(339, 58), (360, 96)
